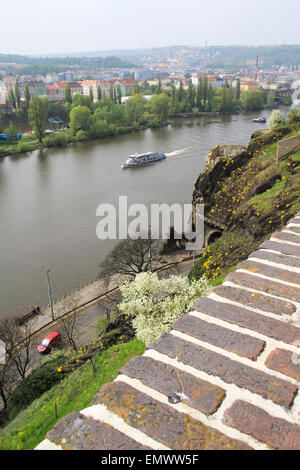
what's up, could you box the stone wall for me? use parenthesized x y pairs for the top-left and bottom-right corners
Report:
(278, 134), (300, 161)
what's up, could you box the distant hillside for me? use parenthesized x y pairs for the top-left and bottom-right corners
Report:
(42, 44), (300, 69)
(1, 45), (300, 72)
(0, 54), (136, 69)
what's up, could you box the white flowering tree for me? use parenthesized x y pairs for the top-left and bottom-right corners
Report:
(267, 110), (286, 130)
(118, 272), (211, 344)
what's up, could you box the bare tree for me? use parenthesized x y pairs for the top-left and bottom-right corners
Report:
(102, 295), (120, 324)
(0, 341), (13, 411)
(59, 295), (81, 352)
(99, 237), (166, 282)
(0, 317), (33, 381)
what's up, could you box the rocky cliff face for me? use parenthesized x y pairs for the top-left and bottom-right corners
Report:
(193, 126), (300, 242)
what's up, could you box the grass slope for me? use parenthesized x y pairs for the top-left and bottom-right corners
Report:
(0, 339), (145, 450)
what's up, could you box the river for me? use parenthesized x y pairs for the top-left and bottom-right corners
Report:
(0, 108), (287, 317)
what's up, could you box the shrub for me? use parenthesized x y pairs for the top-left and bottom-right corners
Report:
(149, 116), (160, 127)
(118, 272), (211, 344)
(76, 129), (87, 141)
(287, 109), (300, 125)
(2, 351), (70, 423)
(42, 132), (70, 148)
(87, 118), (116, 139)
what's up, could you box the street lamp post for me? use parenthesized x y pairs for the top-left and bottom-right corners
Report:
(46, 269), (54, 321)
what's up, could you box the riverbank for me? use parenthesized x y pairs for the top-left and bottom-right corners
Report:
(0, 121), (166, 158)
(0, 107), (268, 159)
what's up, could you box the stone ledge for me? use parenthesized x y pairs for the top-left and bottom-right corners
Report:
(223, 400), (300, 450)
(120, 355), (226, 415)
(36, 215), (300, 451)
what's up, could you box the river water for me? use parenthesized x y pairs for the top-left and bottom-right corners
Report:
(0, 109), (284, 316)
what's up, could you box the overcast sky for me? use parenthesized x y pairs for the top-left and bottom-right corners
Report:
(1, 0), (299, 55)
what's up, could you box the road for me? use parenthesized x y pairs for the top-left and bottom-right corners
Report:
(23, 257), (196, 375)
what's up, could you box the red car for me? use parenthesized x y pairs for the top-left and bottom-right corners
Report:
(37, 331), (61, 354)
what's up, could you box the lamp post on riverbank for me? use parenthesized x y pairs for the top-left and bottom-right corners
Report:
(46, 269), (54, 321)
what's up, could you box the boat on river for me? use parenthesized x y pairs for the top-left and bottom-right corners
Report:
(252, 117), (266, 123)
(121, 151), (166, 168)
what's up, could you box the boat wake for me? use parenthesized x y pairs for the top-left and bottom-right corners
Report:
(165, 147), (194, 157)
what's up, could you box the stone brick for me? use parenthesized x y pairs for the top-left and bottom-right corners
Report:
(250, 250), (300, 269)
(192, 297), (300, 346)
(287, 226), (300, 235)
(265, 348), (300, 381)
(120, 355), (226, 415)
(223, 400), (300, 450)
(288, 217), (300, 226)
(94, 381), (251, 450)
(272, 231), (300, 245)
(238, 259), (300, 285)
(148, 333), (297, 408)
(46, 412), (149, 450)
(225, 271), (300, 303)
(173, 314), (265, 360)
(260, 240), (300, 257)
(214, 284), (295, 315)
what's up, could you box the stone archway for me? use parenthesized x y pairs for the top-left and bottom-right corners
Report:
(206, 229), (222, 246)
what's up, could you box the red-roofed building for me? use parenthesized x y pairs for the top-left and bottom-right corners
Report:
(46, 85), (60, 101)
(56, 81), (83, 99)
(240, 81), (260, 91)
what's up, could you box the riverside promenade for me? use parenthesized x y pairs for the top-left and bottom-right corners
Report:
(37, 213), (300, 450)
(27, 251), (191, 337)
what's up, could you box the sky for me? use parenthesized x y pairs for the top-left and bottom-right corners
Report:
(1, 0), (300, 56)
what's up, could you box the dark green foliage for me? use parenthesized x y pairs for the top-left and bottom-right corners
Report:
(42, 132), (70, 147)
(0, 351), (69, 425)
(64, 84), (72, 104)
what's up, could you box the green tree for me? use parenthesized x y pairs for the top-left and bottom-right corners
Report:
(72, 94), (92, 108)
(187, 80), (195, 107)
(267, 90), (276, 108)
(97, 85), (102, 101)
(156, 79), (162, 95)
(109, 84), (114, 101)
(202, 76), (208, 106)
(124, 94), (146, 125)
(69, 105), (91, 134)
(89, 87), (94, 103)
(14, 84), (20, 108)
(178, 80), (184, 102)
(151, 93), (170, 124)
(133, 83), (140, 95)
(116, 84), (122, 105)
(8, 88), (16, 109)
(29, 95), (47, 142)
(24, 84), (31, 102)
(0, 108), (3, 132)
(241, 89), (264, 111)
(235, 79), (241, 101)
(64, 84), (72, 104)
(196, 79), (203, 109)
(5, 122), (18, 142)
